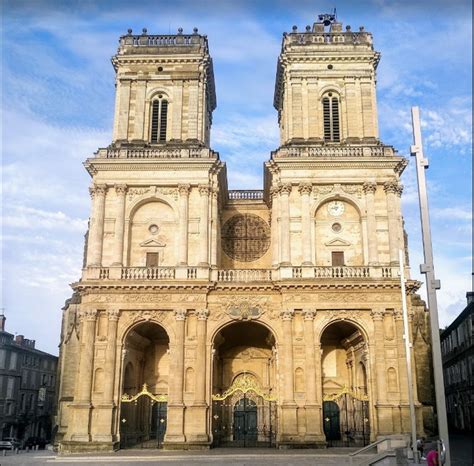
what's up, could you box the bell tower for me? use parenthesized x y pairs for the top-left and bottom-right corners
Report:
(112, 28), (216, 147)
(274, 13), (380, 146)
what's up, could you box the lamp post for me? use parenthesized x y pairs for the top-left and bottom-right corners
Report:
(410, 106), (450, 465)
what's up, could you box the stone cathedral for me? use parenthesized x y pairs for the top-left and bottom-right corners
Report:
(56, 14), (434, 452)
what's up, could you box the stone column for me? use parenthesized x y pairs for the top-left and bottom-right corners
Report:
(270, 186), (280, 266)
(116, 79), (131, 141)
(371, 309), (391, 434)
(133, 80), (147, 140)
(210, 188), (219, 268)
(303, 310), (317, 403)
(363, 181), (378, 265)
(103, 310), (120, 402)
(280, 309), (298, 442)
(198, 185), (210, 266)
(87, 185), (107, 267)
(165, 309), (187, 444)
(69, 309), (97, 442)
(195, 309), (209, 404)
(384, 180), (400, 265)
(299, 183), (313, 265)
(112, 185), (127, 266)
(280, 309), (295, 402)
(395, 183), (404, 253)
(177, 184), (191, 265)
(279, 183), (292, 265)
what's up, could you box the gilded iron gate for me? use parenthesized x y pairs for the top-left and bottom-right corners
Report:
(323, 386), (370, 447)
(120, 384), (168, 449)
(212, 374), (277, 447)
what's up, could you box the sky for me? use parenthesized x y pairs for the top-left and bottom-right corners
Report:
(1, 0), (472, 356)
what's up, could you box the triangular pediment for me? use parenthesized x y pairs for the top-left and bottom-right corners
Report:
(323, 379), (344, 389)
(140, 239), (166, 247)
(325, 238), (351, 247)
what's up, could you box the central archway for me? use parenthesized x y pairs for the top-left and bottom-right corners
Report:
(120, 322), (169, 449)
(211, 321), (277, 448)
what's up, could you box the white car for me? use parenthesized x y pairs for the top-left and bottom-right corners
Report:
(0, 438), (21, 450)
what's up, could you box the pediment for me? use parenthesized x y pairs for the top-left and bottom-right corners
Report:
(323, 379), (344, 389)
(140, 238), (166, 247)
(325, 238), (351, 247)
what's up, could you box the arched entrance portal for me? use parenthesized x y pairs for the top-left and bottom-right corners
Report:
(321, 321), (370, 447)
(120, 322), (169, 449)
(211, 321), (277, 447)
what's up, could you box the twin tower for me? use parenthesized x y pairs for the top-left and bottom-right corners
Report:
(56, 15), (433, 452)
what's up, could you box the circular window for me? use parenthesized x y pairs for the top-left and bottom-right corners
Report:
(327, 64), (333, 70)
(222, 214), (270, 262)
(332, 222), (342, 233)
(148, 224), (159, 235)
(157, 66), (163, 72)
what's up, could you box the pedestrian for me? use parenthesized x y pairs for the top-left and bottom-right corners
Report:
(416, 437), (426, 460)
(426, 449), (439, 466)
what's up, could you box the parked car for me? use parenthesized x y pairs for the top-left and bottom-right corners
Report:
(0, 437), (21, 450)
(23, 437), (47, 449)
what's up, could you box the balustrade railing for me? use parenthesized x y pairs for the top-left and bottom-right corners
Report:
(272, 145), (394, 159)
(121, 267), (175, 280)
(96, 147), (217, 160)
(314, 266), (371, 278)
(228, 190), (264, 200)
(217, 269), (272, 282)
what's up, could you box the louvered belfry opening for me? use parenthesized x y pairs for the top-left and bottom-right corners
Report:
(323, 93), (340, 142)
(150, 98), (168, 143)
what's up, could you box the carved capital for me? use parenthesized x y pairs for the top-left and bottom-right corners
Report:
(303, 309), (316, 321)
(106, 309), (121, 321)
(178, 184), (191, 196)
(280, 309), (295, 321)
(280, 183), (292, 195)
(198, 185), (210, 196)
(89, 184), (107, 198)
(298, 182), (312, 195)
(174, 309), (187, 321)
(78, 309), (98, 322)
(370, 309), (384, 321)
(394, 309), (404, 321)
(196, 309), (209, 321)
(395, 183), (404, 197)
(114, 184), (128, 196)
(362, 181), (377, 194)
(383, 180), (398, 194)
(211, 187), (219, 199)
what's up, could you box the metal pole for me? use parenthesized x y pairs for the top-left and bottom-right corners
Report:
(399, 249), (419, 463)
(410, 106), (450, 465)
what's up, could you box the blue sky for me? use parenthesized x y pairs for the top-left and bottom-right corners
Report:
(2, 0), (472, 355)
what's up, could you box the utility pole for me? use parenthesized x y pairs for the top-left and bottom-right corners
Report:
(410, 106), (450, 465)
(399, 249), (418, 463)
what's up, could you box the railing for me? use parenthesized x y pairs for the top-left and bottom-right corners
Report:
(119, 33), (208, 50)
(228, 190), (264, 200)
(121, 267), (175, 280)
(95, 147), (218, 160)
(314, 266), (371, 278)
(285, 30), (372, 47)
(272, 145), (394, 158)
(217, 269), (272, 282)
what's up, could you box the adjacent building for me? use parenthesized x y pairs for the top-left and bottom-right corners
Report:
(0, 313), (58, 442)
(56, 14), (434, 452)
(441, 292), (474, 432)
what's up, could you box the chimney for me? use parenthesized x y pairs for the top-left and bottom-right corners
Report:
(0, 311), (5, 332)
(467, 292), (474, 305)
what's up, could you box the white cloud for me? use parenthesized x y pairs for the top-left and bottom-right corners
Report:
(432, 206), (473, 221)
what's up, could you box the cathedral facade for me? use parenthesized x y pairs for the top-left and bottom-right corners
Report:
(56, 15), (434, 452)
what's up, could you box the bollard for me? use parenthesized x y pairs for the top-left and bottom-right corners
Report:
(3, 449), (6, 456)
(15, 447), (19, 454)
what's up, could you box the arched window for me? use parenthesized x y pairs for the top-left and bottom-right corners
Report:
(322, 93), (340, 142)
(150, 96), (168, 143)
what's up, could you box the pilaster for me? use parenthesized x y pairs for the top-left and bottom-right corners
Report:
(87, 185), (107, 267)
(279, 183), (292, 266)
(112, 185), (127, 266)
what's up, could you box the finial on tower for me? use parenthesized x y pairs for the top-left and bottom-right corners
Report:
(318, 8), (337, 26)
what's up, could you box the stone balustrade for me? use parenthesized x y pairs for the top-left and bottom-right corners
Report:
(118, 31), (208, 51)
(82, 265), (397, 282)
(95, 147), (218, 160)
(284, 30), (373, 47)
(121, 267), (176, 280)
(228, 190), (264, 200)
(216, 269), (272, 282)
(272, 145), (395, 159)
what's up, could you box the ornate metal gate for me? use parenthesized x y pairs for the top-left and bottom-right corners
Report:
(212, 374), (277, 447)
(323, 386), (370, 447)
(120, 383), (168, 449)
